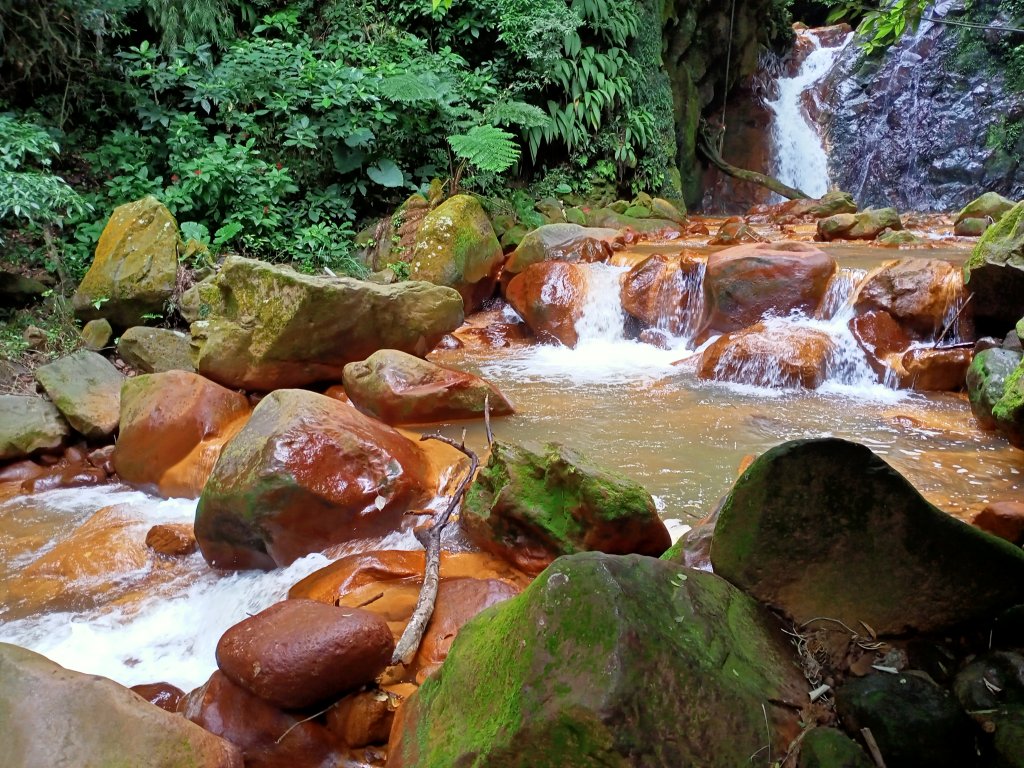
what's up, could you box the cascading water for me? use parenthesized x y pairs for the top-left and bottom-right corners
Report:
(574, 263), (629, 343)
(766, 29), (852, 198)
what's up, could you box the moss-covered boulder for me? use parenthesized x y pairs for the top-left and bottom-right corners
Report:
(34, 350), (124, 439)
(72, 196), (180, 328)
(796, 727), (873, 768)
(955, 217), (994, 237)
(0, 642), (242, 768)
(817, 208), (902, 241)
(504, 224), (621, 276)
(992, 358), (1024, 448)
(409, 194), (504, 312)
(584, 207), (685, 237)
(461, 441), (670, 575)
(195, 389), (432, 569)
(0, 396), (69, 461)
(341, 349), (513, 425)
(189, 256), (464, 390)
(956, 191), (1016, 227)
(954, 651), (1024, 767)
(710, 438), (1024, 634)
(389, 552), (809, 768)
(964, 202), (1024, 336)
(117, 326), (195, 373)
(967, 348), (1023, 430)
(79, 318), (112, 351)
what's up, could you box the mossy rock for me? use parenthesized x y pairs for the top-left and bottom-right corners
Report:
(877, 229), (923, 247)
(621, 204), (652, 219)
(34, 350), (124, 439)
(956, 191), (1016, 226)
(72, 196), (181, 329)
(409, 194), (504, 312)
(79, 319), (112, 351)
(964, 201), (1024, 335)
(461, 440), (670, 575)
(584, 207), (685, 236)
(810, 190), (858, 218)
(992, 358), (1024, 448)
(955, 217), (993, 237)
(967, 348), (1023, 430)
(117, 326), (195, 374)
(564, 207), (587, 226)
(710, 437), (1024, 635)
(0, 396), (70, 461)
(650, 196), (687, 224)
(797, 727), (873, 768)
(389, 552), (808, 768)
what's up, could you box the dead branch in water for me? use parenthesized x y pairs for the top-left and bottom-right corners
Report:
(933, 293), (973, 349)
(390, 433), (479, 666)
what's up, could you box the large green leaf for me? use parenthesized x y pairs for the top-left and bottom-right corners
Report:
(367, 159), (405, 187)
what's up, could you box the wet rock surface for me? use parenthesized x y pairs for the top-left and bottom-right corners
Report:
(34, 350), (124, 439)
(0, 395), (69, 461)
(504, 261), (588, 347)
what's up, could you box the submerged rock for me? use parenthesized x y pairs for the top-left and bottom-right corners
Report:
(710, 438), (1024, 634)
(34, 350), (124, 439)
(504, 261), (588, 347)
(195, 389), (432, 569)
(389, 553), (808, 767)
(461, 441), (670, 574)
(0, 642), (242, 768)
(0, 395), (69, 461)
(964, 201), (1024, 336)
(696, 322), (835, 389)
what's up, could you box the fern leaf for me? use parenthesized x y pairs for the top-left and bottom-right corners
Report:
(484, 101), (553, 130)
(448, 126), (520, 173)
(377, 73), (441, 103)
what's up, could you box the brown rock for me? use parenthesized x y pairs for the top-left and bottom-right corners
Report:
(708, 217), (764, 246)
(216, 599), (394, 710)
(703, 241), (837, 333)
(898, 347), (971, 391)
(504, 224), (621, 276)
(974, 501), (1024, 545)
(131, 681), (186, 712)
(849, 309), (913, 379)
(854, 258), (967, 337)
(0, 459), (43, 483)
(20, 464), (107, 493)
(620, 252), (705, 337)
(325, 689), (397, 747)
(145, 523), (197, 556)
(504, 261), (588, 347)
(697, 323), (835, 389)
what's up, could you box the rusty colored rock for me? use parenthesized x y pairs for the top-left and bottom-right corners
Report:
(849, 310), (913, 380)
(325, 689), (397, 747)
(131, 681), (186, 712)
(898, 347), (971, 391)
(504, 261), (588, 347)
(974, 501), (1024, 545)
(697, 323), (835, 389)
(146, 523), (198, 556)
(709, 217), (764, 246)
(621, 252), (705, 336)
(854, 258), (966, 337)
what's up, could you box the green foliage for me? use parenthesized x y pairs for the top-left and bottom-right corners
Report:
(449, 126), (521, 173)
(824, 0), (925, 54)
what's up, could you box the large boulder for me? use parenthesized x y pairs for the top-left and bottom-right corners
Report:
(117, 326), (195, 373)
(853, 258), (964, 337)
(389, 553), (808, 767)
(710, 438), (1024, 634)
(0, 395), (69, 461)
(408, 194), (504, 312)
(696, 322), (835, 389)
(195, 389), (432, 569)
(504, 224), (620, 276)
(968, 348), (1024, 429)
(848, 309), (913, 379)
(34, 350), (124, 439)
(189, 256), (464, 390)
(896, 346), (971, 391)
(0, 643), (242, 768)
(992, 358), (1024, 448)
(584, 207), (686, 238)
(955, 191), (1016, 228)
(702, 241), (836, 333)
(504, 261), (588, 347)
(114, 371), (251, 498)
(341, 349), (514, 425)
(72, 196), (180, 328)
(816, 207), (902, 241)
(620, 252), (705, 337)
(964, 201), (1024, 335)
(461, 441), (670, 575)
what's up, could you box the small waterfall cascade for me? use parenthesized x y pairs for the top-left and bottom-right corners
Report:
(653, 259), (707, 347)
(766, 28), (852, 198)
(938, 270), (970, 346)
(575, 263), (629, 343)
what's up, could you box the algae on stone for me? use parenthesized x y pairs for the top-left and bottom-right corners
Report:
(0, 396), (69, 460)
(34, 350), (124, 439)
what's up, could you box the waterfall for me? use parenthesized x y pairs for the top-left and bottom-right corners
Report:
(766, 29), (852, 197)
(575, 263), (628, 343)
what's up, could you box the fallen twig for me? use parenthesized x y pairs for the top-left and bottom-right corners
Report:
(276, 700), (338, 744)
(933, 292), (973, 349)
(484, 393), (493, 447)
(861, 727), (887, 768)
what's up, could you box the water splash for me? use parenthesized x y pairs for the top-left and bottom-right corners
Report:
(574, 263), (628, 343)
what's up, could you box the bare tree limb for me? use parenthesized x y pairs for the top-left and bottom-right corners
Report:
(484, 393), (493, 448)
(390, 434), (479, 666)
(698, 126), (810, 201)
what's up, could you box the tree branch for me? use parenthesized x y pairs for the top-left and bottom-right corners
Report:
(698, 125), (810, 201)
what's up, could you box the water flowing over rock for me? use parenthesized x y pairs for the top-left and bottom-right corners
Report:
(853, 257), (964, 337)
(964, 201), (1024, 335)
(620, 252), (705, 339)
(696, 322), (836, 389)
(195, 389), (432, 569)
(0, 395), (69, 460)
(389, 553), (808, 768)
(189, 256), (464, 390)
(504, 261), (588, 347)
(34, 350), (124, 439)
(0, 642), (243, 768)
(819, 2), (1024, 210)
(710, 438), (1024, 634)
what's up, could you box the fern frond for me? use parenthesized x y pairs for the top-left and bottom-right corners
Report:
(377, 73), (442, 104)
(448, 126), (520, 173)
(484, 100), (553, 130)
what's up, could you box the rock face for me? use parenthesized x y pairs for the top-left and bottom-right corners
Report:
(504, 224), (620, 275)
(964, 201), (1024, 336)
(341, 349), (514, 425)
(115, 371), (251, 498)
(0, 643), (242, 768)
(117, 326), (195, 373)
(0, 396), (69, 460)
(854, 258), (962, 337)
(409, 194), (504, 312)
(72, 196), (180, 328)
(389, 553), (808, 767)
(696, 323), (835, 389)
(620, 252), (705, 337)
(504, 261), (588, 347)
(216, 599), (393, 710)
(702, 241), (836, 333)
(195, 389), (432, 569)
(710, 438), (1024, 634)
(34, 350), (124, 439)
(189, 256), (464, 390)
(461, 441), (670, 575)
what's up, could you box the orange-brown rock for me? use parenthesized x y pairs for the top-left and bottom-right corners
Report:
(216, 599), (394, 710)
(115, 371), (251, 499)
(973, 501), (1024, 545)
(341, 349), (514, 425)
(620, 252), (705, 336)
(504, 261), (588, 347)
(19, 463), (107, 494)
(897, 347), (971, 391)
(180, 670), (345, 768)
(853, 258), (967, 337)
(849, 309), (913, 379)
(145, 523), (197, 556)
(0, 459), (44, 483)
(195, 389), (433, 569)
(708, 217), (764, 246)
(504, 224), (621, 276)
(703, 241), (837, 333)
(697, 323), (835, 389)
(325, 689), (398, 748)
(131, 681), (185, 712)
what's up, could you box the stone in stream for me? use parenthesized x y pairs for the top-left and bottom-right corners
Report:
(117, 326), (195, 373)
(954, 651), (1024, 767)
(79, 318), (112, 350)
(955, 191), (1016, 231)
(504, 260), (588, 347)
(460, 441), (671, 575)
(708, 217), (763, 246)
(188, 256), (465, 390)
(72, 195), (181, 329)
(115, 371), (251, 499)
(130, 681), (186, 713)
(215, 599), (393, 710)
(195, 389), (432, 569)
(34, 350), (124, 439)
(973, 501), (1024, 546)
(701, 240), (836, 333)
(710, 438), (1024, 635)
(848, 309), (913, 380)
(503, 223), (621, 276)
(388, 552), (809, 768)
(620, 251), (705, 336)
(896, 346), (972, 391)
(341, 348), (514, 425)
(967, 347), (1023, 429)
(816, 207), (903, 241)
(955, 217), (994, 237)
(991, 356), (1024, 449)
(0, 395), (69, 461)
(0, 642), (242, 768)
(583, 207), (686, 238)
(964, 201), (1024, 336)
(696, 322), (835, 389)
(853, 258), (965, 338)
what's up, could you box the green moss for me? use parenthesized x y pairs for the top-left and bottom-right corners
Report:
(993, 360), (1024, 422)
